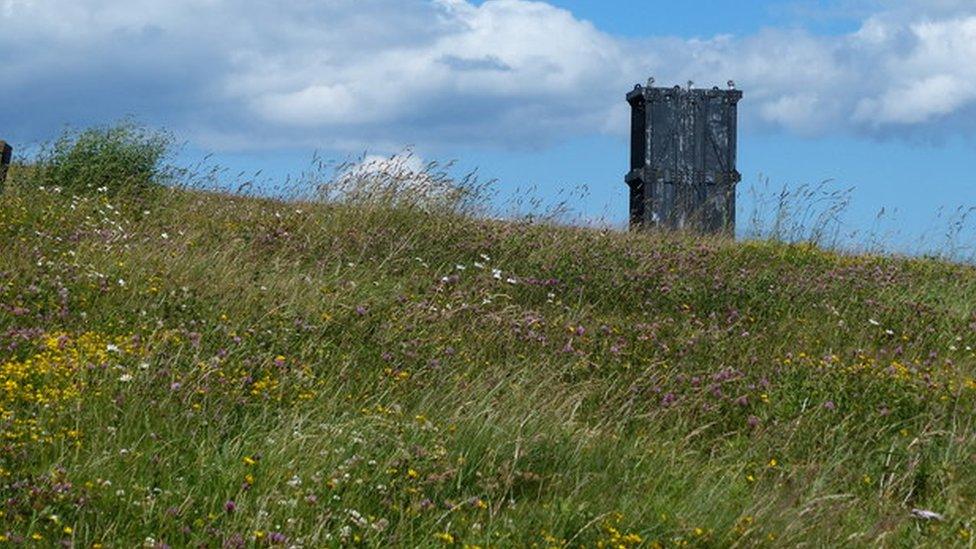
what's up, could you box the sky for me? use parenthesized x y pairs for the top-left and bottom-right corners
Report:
(2, 0), (976, 253)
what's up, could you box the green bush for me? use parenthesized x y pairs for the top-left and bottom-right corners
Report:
(30, 121), (173, 195)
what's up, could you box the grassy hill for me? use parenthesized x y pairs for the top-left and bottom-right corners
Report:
(3, 149), (976, 546)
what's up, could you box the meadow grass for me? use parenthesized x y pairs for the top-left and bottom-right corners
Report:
(3, 134), (976, 547)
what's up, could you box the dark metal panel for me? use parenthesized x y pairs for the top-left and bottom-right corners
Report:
(626, 82), (741, 234)
(0, 141), (11, 188)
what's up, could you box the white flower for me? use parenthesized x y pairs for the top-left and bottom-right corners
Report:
(106, 344), (120, 353)
(119, 373), (133, 382)
(492, 268), (502, 280)
(911, 508), (944, 521)
(455, 264), (466, 270)
(506, 277), (518, 285)
(868, 319), (880, 326)
(473, 262), (485, 269)
(161, 232), (169, 239)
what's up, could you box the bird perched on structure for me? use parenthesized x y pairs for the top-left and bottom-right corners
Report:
(727, 80), (736, 89)
(646, 77), (655, 87)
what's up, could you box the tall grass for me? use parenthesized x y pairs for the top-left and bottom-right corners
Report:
(2, 126), (976, 546)
(25, 121), (173, 196)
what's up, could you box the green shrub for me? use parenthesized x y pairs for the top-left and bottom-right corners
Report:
(30, 121), (173, 195)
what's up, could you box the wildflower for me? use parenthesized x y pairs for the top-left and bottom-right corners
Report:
(747, 415), (760, 428)
(224, 500), (237, 513)
(492, 268), (502, 280)
(119, 373), (133, 382)
(434, 532), (455, 544)
(911, 508), (944, 521)
(823, 400), (836, 411)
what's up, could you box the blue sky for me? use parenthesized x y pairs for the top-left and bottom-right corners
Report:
(3, 0), (976, 253)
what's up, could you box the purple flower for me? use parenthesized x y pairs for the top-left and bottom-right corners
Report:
(734, 395), (749, 407)
(268, 532), (287, 544)
(747, 415), (760, 428)
(661, 392), (677, 407)
(224, 500), (237, 513)
(355, 305), (368, 316)
(823, 400), (836, 411)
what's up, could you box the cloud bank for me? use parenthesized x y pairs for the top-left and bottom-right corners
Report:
(2, 0), (976, 151)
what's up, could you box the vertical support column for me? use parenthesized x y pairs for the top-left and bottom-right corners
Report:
(0, 140), (12, 189)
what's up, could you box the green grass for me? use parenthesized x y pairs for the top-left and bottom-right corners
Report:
(3, 154), (976, 547)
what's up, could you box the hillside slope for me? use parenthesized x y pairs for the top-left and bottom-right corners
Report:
(3, 185), (976, 547)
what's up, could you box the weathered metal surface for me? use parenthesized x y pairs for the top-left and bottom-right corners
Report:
(626, 82), (741, 234)
(0, 140), (11, 188)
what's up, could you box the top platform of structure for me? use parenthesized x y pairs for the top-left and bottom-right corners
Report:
(626, 82), (743, 105)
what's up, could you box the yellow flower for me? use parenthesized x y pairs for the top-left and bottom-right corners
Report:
(434, 532), (455, 544)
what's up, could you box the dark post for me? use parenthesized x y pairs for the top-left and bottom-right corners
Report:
(0, 140), (11, 188)
(626, 80), (741, 234)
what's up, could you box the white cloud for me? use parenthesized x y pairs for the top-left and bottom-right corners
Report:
(2, 0), (976, 151)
